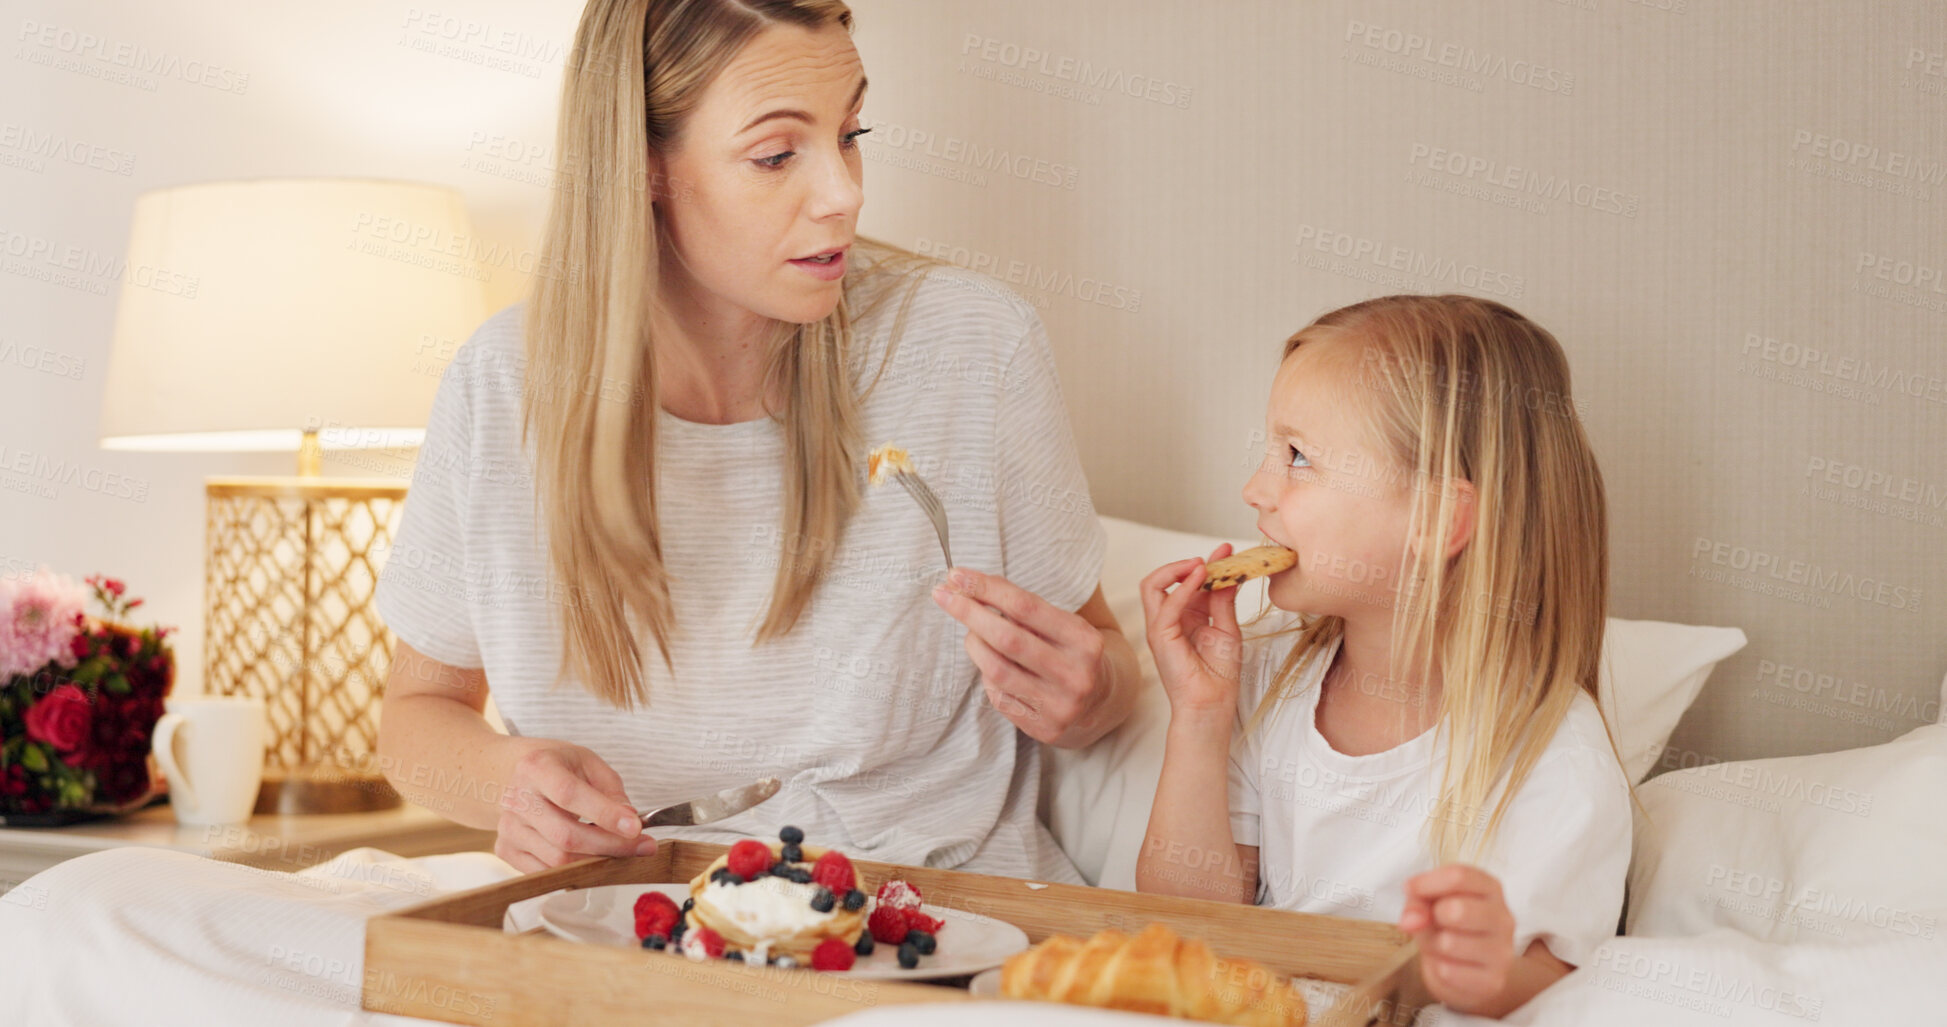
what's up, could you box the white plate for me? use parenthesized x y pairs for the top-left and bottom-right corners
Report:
(968, 967), (1002, 996)
(538, 883), (1030, 981)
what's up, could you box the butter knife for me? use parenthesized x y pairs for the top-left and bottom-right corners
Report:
(639, 776), (781, 828)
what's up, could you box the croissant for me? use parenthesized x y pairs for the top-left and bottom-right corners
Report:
(1000, 922), (1306, 1026)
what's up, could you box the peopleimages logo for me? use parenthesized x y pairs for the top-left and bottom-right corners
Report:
(1740, 332), (1947, 406)
(1690, 536), (1922, 612)
(1343, 21), (1575, 95)
(958, 34), (1194, 109)
(860, 118), (1079, 190)
(1292, 224), (1526, 298)
(1790, 130), (1947, 184)
(1407, 144), (1640, 217)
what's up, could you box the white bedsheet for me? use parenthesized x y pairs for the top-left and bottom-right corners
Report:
(0, 845), (516, 1027)
(3, 845), (1940, 1026)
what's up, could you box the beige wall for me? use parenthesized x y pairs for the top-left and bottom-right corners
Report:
(5, 1), (1941, 769)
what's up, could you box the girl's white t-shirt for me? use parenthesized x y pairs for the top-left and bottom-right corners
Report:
(372, 264), (1105, 882)
(1228, 614), (1632, 966)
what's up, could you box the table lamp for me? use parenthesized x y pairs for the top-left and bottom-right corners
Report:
(98, 179), (489, 813)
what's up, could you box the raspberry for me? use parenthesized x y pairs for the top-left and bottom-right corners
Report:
(810, 850), (856, 894)
(875, 879), (923, 911)
(686, 926), (726, 960)
(900, 907), (944, 935)
(810, 936), (856, 972)
(726, 839), (773, 880)
(867, 904), (909, 945)
(633, 891), (680, 940)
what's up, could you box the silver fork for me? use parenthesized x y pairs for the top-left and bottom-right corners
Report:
(890, 468), (953, 570)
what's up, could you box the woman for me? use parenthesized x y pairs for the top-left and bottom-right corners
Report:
(371, 0), (1139, 881)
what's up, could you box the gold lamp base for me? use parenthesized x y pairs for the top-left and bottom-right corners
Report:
(254, 765), (403, 816)
(206, 470), (411, 815)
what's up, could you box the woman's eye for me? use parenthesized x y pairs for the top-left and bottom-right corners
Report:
(842, 127), (872, 148)
(1288, 445), (1311, 469)
(755, 150), (794, 169)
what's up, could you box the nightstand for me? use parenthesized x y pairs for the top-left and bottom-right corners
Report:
(0, 803), (494, 892)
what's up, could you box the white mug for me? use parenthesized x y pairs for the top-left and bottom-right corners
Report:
(153, 696), (267, 826)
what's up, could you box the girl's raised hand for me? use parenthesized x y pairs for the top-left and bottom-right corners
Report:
(1139, 544), (1244, 716)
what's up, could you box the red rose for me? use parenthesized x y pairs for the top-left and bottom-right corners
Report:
(24, 684), (94, 754)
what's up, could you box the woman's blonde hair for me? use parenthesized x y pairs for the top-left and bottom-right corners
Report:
(523, 0), (932, 708)
(1249, 294), (1616, 864)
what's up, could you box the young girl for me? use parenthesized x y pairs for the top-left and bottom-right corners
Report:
(1135, 295), (1631, 1018)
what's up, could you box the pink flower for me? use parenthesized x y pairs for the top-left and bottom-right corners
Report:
(0, 568), (89, 678)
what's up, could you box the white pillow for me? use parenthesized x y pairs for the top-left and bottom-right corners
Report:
(1601, 618), (1748, 783)
(1041, 515), (1745, 889)
(1627, 721), (1947, 943)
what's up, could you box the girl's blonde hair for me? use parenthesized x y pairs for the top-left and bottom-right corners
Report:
(1249, 294), (1615, 864)
(523, 0), (932, 708)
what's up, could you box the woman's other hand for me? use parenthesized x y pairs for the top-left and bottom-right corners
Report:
(931, 567), (1128, 747)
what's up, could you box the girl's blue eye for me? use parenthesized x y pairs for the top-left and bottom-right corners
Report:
(1288, 445), (1311, 469)
(756, 150), (794, 169)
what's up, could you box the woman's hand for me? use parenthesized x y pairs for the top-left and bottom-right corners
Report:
(930, 567), (1119, 747)
(493, 737), (658, 872)
(1139, 544), (1244, 717)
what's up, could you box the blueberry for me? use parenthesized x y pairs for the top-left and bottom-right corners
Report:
(897, 941), (919, 969)
(726, 950), (744, 962)
(780, 825), (805, 845)
(842, 888), (865, 911)
(908, 930), (936, 955)
(788, 868), (814, 885)
(722, 871), (746, 886)
(854, 932), (875, 956)
(642, 934), (666, 950)
(681, 898), (694, 913)
(770, 861), (794, 878)
(780, 843), (804, 864)
(810, 887), (835, 913)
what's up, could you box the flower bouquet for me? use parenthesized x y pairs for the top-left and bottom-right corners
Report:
(0, 569), (175, 825)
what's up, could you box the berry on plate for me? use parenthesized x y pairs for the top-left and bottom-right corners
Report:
(633, 891), (680, 940)
(875, 879), (923, 911)
(867, 904), (909, 945)
(810, 937), (856, 972)
(811, 849), (855, 893)
(900, 907), (944, 935)
(682, 926), (726, 960)
(726, 839), (773, 880)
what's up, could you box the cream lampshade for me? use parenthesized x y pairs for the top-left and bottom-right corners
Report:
(99, 178), (489, 814)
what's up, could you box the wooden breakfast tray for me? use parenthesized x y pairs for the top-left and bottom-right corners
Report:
(364, 840), (1429, 1026)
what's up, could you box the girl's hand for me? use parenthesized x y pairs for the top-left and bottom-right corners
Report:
(1139, 544), (1244, 717)
(493, 737), (658, 872)
(931, 567), (1112, 746)
(1399, 864), (1519, 1012)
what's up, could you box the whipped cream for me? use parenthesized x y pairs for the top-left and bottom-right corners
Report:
(702, 875), (834, 938)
